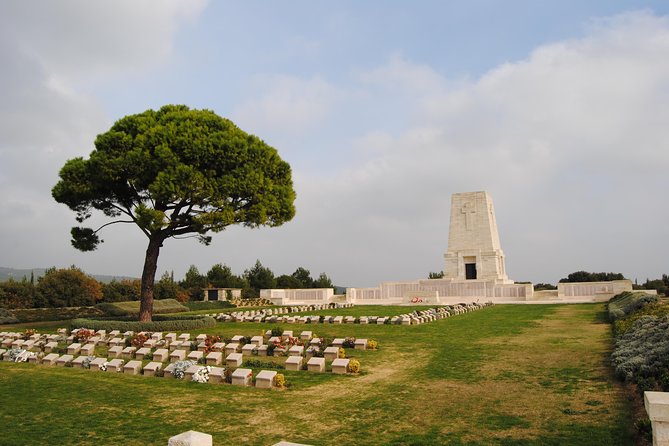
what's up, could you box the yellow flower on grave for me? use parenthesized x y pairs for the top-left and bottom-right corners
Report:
(338, 347), (346, 359)
(347, 359), (361, 374)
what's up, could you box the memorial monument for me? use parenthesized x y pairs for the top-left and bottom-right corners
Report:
(264, 190), (633, 305)
(443, 191), (511, 284)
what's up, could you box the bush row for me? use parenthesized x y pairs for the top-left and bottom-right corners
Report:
(183, 301), (235, 311)
(95, 299), (189, 317)
(609, 291), (669, 394)
(70, 315), (217, 332)
(607, 291), (658, 321)
(8, 306), (105, 323)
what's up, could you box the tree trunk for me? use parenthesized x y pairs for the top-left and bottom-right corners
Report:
(139, 236), (162, 322)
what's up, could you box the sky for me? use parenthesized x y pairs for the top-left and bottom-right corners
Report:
(1, 1), (668, 287)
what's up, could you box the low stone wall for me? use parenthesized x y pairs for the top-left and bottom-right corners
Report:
(556, 280), (633, 301)
(259, 289), (334, 306)
(348, 279), (532, 304)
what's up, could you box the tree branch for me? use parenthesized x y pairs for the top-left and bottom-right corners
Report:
(93, 220), (137, 234)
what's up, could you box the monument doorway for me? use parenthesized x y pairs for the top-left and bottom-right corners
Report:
(465, 263), (477, 280)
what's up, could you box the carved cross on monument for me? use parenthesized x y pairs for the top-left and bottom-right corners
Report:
(461, 201), (476, 230)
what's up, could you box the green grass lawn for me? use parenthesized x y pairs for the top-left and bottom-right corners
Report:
(0, 304), (633, 445)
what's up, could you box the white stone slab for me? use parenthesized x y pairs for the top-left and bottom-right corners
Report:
(354, 339), (368, 350)
(241, 344), (256, 356)
(285, 356), (303, 371)
(170, 350), (187, 362)
(255, 370), (277, 389)
(42, 353), (59, 366)
(231, 368), (252, 386)
(168, 430), (212, 446)
(331, 358), (350, 374)
(226, 352), (243, 368)
(135, 347), (151, 360)
(184, 364), (201, 381)
(187, 350), (204, 361)
(71, 355), (88, 368)
(150, 348), (168, 363)
(163, 363), (176, 378)
(225, 343), (240, 355)
(90, 357), (107, 371)
(107, 358), (125, 372)
(288, 345), (304, 356)
(206, 351), (222, 366)
(66, 343), (81, 355)
(124, 360), (142, 375)
(208, 366), (225, 384)
(80, 344), (95, 356)
(143, 361), (163, 377)
(56, 354), (73, 366)
(307, 357), (325, 372)
(121, 346), (136, 359)
(323, 346), (340, 361)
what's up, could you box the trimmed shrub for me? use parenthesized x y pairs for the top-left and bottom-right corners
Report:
(70, 315), (216, 332)
(9, 306), (104, 323)
(611, 315), (669, 386)
(95, 299), (188, 317)
(184, 301), (235, 311)
(614, 303), (669, 336)
(607, 291), (658, 322)
(0, 308), (19, 325)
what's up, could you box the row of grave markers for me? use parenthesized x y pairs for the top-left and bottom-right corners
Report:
(0, 328), (367, 387)
(207, 302), (492, 324)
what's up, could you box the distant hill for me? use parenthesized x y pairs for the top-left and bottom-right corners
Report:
(0, 267), (138, 284)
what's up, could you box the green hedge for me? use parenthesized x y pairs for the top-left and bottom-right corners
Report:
(184, 301), (235, 311)
(607, 291), (659, 321)
(9, 306), (104, 323)
(0, 308), (19, 325)
(95, 299), (188, 317)
(70, 315), (216, 332)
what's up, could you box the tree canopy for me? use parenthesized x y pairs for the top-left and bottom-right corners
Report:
(52, 105), (296, 321)
(559, 271), (626, 283)
(244, 260), (276, 294)
(36, 267), (102, 308)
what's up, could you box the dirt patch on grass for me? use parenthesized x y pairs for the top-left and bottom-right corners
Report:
(404, 304), (630, 443)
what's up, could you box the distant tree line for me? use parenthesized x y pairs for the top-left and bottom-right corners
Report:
(0, 261), (336, 309)
(558, 271), (627, 283)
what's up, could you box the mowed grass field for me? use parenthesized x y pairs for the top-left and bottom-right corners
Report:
(0, 304), (633, 445)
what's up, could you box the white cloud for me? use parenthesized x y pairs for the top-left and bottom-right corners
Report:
(153, 11), (669, 286)
(0, 1), (208, 271)
(232, 75), (342, 136)
(1, 0), (207, 84)
(284, 11), (669, 285)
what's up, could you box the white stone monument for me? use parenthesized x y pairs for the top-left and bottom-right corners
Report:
(443, 191), (511, 284)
